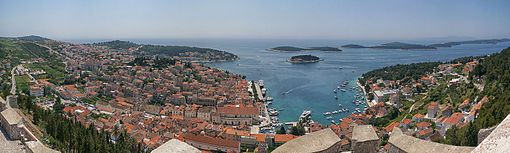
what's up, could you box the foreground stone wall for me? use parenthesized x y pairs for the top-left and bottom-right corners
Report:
(477, 125), (496, 144)
(351, 125), (379, 153)
(272, 128), (341, 153)
(472, 114), (510, 153)
(352, 139), (379, 153)
(388, 128), (474, 153)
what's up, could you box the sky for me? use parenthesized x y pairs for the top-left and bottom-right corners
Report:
(1, 0), (510, 40)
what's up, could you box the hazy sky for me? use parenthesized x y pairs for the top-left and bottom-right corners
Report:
(1, 0), (510, 40)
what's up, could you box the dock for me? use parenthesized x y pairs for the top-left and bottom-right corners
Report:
(254, 82), (264, 101)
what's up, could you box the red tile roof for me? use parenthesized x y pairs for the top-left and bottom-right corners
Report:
(274, 134), (299, 143)
(416, 122), (431, 128)
(385, 122), (400, 133)
(418, 128), (433, 137)
(413, 113), (425, 119)
(184, 133), (240, 149)
(251, 134), (267, 143)
(443, 112), (464, 125)
(401, 119), (412, 125)
(217, 105), (258, 115)
(428, 102), (439, 110)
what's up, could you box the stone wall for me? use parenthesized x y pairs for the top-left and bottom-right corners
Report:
(351, 125), (380, 153)
(352, 139), (379, 153)
(388, 128), (474, 153)
(477, 125), (496, 144)
(472, 114), (510, 153)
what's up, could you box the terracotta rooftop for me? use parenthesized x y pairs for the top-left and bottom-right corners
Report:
(416, 122), (432, 128)
(402, 118), (413, 125)
(413, 113), (425, 119)
(184, 133), (239, 149)
(385, 122), (400, 133)
(217, 105), (258, 115)
(274, 134), (299, 143)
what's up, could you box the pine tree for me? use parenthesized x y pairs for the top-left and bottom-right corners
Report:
(464, 122), (478, 146)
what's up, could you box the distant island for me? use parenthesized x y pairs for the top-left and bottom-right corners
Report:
(342, 42), (436, 50)
(428, 38), (510, 48)
(342, 38), (510, 50)
(288, 55), (322, 64)
(341, 44), (368, 48)
(269, 46), (342, 52)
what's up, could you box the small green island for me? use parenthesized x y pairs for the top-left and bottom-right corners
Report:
(288, 54), (322, 64)
(269, 46), (342, 52)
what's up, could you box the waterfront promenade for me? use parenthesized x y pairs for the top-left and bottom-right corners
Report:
(357, 80), (376, 107)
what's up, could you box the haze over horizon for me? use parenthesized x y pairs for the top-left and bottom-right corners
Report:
(1, 0), (510, 40)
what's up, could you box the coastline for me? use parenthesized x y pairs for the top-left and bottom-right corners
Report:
(357, 79), (375, 107)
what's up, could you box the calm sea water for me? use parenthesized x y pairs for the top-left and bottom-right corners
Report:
(72, 38), (510, 124)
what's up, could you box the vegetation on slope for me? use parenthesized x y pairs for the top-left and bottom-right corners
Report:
(359, 62), (441, 85)
(92, 40), (139, 49)
(17, 95), (144, 153)
(138, 45), (238, 61)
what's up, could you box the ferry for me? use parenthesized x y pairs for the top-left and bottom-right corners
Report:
(269, 110), (279, 116)
(258, 80), (264, 87)
(300, 110), (312, 121)
(271, 117), (279, 122)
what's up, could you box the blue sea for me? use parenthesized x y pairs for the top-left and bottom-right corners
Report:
(71, 38), (510, 124)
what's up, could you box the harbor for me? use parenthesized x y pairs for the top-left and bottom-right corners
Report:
(204, 39), (510, 125)
(320, 80), (369, 124)
(251, 79), (318, 132)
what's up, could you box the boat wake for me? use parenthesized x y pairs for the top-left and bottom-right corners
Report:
(281, 85), (307, 95)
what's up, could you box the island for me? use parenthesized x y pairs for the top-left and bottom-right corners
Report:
(373, 42), (436, 50)
(288, 54), (322, 64)
(341, 39), (510, 50)
(428, 38), (510, 48)
(341, 44), (366, 48)
(341, 42), (436, 50)
(269, 46), (342, 52)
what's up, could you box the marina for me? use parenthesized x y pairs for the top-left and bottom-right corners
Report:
(196, 39), (510, 124)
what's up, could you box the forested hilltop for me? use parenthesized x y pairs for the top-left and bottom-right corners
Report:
(91, 40), (239, 62)
(358, 47), (510, 147)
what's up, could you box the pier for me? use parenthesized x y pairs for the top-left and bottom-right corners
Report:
(254, 82), (264, 102)
(253, 81), (273, 128)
